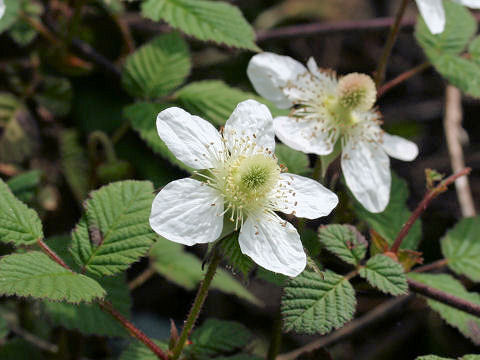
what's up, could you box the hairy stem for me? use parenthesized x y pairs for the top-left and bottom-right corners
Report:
(377, 61), (431, 97)
(390, 168), (472, 253)
(171, 248), (222, 360)
(374, 0), (409, 88)
(36, 238), (168, 360)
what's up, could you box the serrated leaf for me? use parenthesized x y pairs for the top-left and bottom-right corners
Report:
(0, 251), (105, 303)
(34, 76), (73, 116)
(408, 273), (480, 345)
(70, 180), (156, 276)
(150, 238), (260, 305)
(218, 231), (254, 278)
(275, 144), (310, 175)
(123, 102), (192, 172)
(174, 80), (286, 127)
(119, 340), (167, 360)
(441, 217), (480, 282)
(188, 319), (252, 359)
(44, 275), (131, 337)
(353, 173), (421, 250)
(359, 255), (408, 296)
(122, 33), (191, 99)
(318, 224), (367, 266)
(0, 178), (43, 246)
(141, 0), (259, 51)
(281, 270), (356, 335)
(0, 0), (21, 34)
(7, 170), (42, 203)
(415, 0), (476, 57)
(416, 356), (451, 360)
(60, 129), (90, 202)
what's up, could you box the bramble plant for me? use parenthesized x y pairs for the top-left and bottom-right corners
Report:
(1, 0), (480, 359)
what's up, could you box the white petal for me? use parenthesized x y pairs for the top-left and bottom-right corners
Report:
(453, 0), (480, 8)
(156, 107), (224, 169)
(224, 99), (276, 152)
(341, 140), (391, 213)
(239, 212), (306, 277)
(416, 0), (445, 34)
(382, 133), (419, 161)
(276, 173), (338, 219)
(274, 116), (338, 155)
(247, 52), (307, 109)
(0, 0), (5, 19)
(149, 178), (224, 245)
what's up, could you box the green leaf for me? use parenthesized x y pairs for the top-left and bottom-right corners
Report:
(174, 80), (286, 127)
(469, 36), (480, 65)
(8, 1), (42, 46)
(188, 319), (252, 359)
(122, 33), (191, 99)
(119, 340), (167, 360)
(44, 275), (131, 337)
(7, 170), (42, 203)
(0, 251), (105, 303)
(150, 238), (260, 305)
(318, 224), (367, 266)
(408, 273), (480, 345)
(359, 255), (408, 296)
(0, 93), (38, 164)
(0, 0), (21, 34)
(462, 356), (480, 360)
(60, 129), (90, 203)
(0, 339), (45, 360)
(281, 270), (356, 335)
(34, 77), (73, 116)
(141, 0), (259, 51)
(0, 178), (43, 246)
(441, 217), (480, 282)
(70, 180), (157, 276)
(123, 102), (192, 172)
(218, 232), (254, 278)
(415, 0), (476, 57)
(353, 173), (421, 250)
(416, 356), (452, 360)
(275, 144), (310, 175)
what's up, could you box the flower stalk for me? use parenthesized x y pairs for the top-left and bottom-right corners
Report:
(171, 248), (223, 360)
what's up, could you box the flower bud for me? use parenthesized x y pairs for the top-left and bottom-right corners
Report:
(337, 73), (376, 111)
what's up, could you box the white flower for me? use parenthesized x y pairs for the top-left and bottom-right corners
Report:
(0, 0), (5, 20)
(415, 0), (480, 34)
(149, 99), (338, 277)
(247, 53), (419, 213)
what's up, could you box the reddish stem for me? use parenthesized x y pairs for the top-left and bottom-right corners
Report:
(390, 168), (472, 253)
(36, 239), (169, 360)
(37, 239), (72, 270)
(99, 301), (168, 360)
(378, 61), (431, 97)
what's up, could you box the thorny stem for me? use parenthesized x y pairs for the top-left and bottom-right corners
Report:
(36, 238), (168, 360)
(377, 61), (431, 97)
(171, 248), (223, 360)
(390, 168), (472, 254)
(374, 0), (409, 88)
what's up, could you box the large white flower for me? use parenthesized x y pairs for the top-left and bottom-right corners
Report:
(149, 99), (338, 277)
(0, 0), (5, 20)
(415, 0), (480, 34)
(247, 53), (419, 213)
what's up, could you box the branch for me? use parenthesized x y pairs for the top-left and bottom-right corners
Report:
(36, 239), (168, 360)
(276, 295), (413, 360)
(377, 61), (431, 97)
(443, 86), (476, 217)
(390, 167), (472, 253)
(408, 278), (480, 317)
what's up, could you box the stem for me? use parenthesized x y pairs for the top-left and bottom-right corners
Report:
(129, 266), (156, 290)
(111, 121), (131, 144)
(267, 315), (283, 360)
(443, 86), (476, 217)
(20, 12), (60, 45)
(374, 0), (409, 88)
(276, 295), (413, 360)
(99, 301), (168, 360)
(36, 238), (168, 360)
(408, 278), (480, 317)
(344, 269), (359, 281)
(377, 61), (431, 97)
(171, 249), (222, 360)
(390, 168), (472, 253)
(413, 259), (448, 273)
